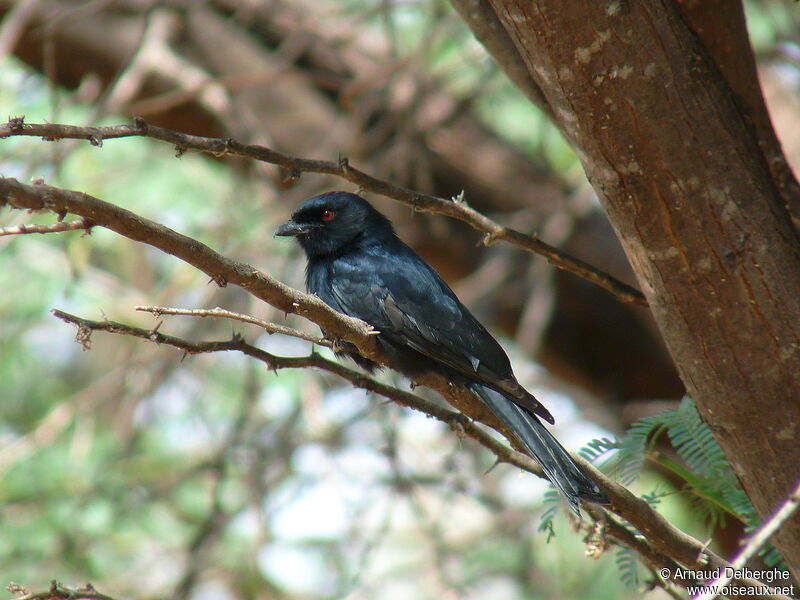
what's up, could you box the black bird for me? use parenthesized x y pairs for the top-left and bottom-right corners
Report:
(275, 191), (608, 513)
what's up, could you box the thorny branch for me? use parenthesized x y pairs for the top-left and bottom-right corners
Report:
(134, 305), (333, 347)
(48, 309), (792, 599)
(2, 167), (788, 597)
(0, 176), (381, 357)
(0, 172), (790, 597)
(0, 117), (647, 306)
(0, 174), (517, 440)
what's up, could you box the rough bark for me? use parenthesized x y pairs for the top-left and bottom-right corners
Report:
(477, 0), (800, 575)
(674, 0), (800, 222)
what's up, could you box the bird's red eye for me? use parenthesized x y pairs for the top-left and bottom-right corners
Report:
(321, 209), (335, 222)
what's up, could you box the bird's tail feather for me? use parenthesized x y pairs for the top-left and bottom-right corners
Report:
(472, 384), (609, 514)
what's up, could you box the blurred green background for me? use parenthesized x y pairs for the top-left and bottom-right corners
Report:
(2, 1), (798, 598)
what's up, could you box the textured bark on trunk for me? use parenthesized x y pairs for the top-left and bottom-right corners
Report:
(476, 0), (800, 574)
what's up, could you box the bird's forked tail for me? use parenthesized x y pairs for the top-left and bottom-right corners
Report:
(472, 384), (609, 514)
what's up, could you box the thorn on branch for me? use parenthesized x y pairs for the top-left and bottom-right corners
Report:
(175, 146), (186, 158)
(483, 457), (503, 475)
(338, 155), (349, 172)
(148, 320), (163, 341)
(451, 190), (466, 204)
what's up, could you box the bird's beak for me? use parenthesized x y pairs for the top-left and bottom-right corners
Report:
(274, 219), (315, 237)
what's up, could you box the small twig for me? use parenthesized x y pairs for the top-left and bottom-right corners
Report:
(0, 218), (92, 236)
(0, 118), (647, 306)
(694, 477), (800, 600)
(135, 305), (332, 347)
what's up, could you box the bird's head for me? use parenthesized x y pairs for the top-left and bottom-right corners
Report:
(275, 191), (395, 258)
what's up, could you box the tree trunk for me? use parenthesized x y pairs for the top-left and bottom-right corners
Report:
(477, 0), (800, 575)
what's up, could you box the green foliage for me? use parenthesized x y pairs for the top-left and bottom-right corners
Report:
(477, 84), (579, 175)
(605, 398), (752, 529)
(538, 397), (788, 585)
(536, 489), (560, 542)
(581, 397), (786, 582)
(615, 545), (641, 588)
(578, 437), (618, 463)
(745, 1), (800, 52)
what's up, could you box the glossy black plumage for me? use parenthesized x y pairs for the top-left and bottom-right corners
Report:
(276, 191), (608, 513)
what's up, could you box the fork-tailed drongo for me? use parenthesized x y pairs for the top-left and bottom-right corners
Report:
(276, 191), (608, 513)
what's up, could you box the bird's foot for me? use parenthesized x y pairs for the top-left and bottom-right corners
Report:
(326, 336), (354, 354)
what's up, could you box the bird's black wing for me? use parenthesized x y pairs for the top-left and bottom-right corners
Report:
(323, 242), (554, 423)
